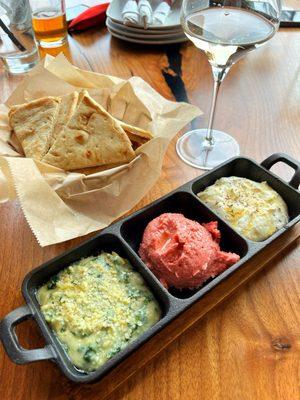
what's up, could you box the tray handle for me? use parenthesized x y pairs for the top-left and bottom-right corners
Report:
(261, 153), (300, 189)
(0, 305), (55, 364)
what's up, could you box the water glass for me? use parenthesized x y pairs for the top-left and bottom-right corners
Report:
(0, 0), (39, 74)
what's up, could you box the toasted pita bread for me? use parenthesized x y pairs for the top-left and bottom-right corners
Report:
(117, 122), (153, 149)
(8, 131), (24, 155)
(49, 91), (79, 147)
(77, 89), (86, 105)
(125, 131), (149, 147)
(9, 97), (61, 160)
(119, 121), (153, 142)
(42, 92), (135, 170)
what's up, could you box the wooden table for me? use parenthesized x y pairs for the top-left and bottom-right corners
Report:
(0, 6), (299, 400)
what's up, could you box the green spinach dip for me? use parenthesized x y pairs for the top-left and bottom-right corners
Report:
(37, 252), (161, 372)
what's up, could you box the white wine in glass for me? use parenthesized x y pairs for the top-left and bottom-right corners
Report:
(177, 0), (281, 170)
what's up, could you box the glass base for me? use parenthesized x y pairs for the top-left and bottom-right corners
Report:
(2, 48), (39, 74)
(176, 129), (240, 170)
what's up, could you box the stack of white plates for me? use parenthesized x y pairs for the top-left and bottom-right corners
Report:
(106, 0), (187, 45)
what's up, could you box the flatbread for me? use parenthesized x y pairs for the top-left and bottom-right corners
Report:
(119, 121), (153, 143)
(42, 92), (135, 170)
(49, 91), (79, 147)
(8, 131), (24, 155)
(118, 121), (153, 147)
(9, 97), (61, 160)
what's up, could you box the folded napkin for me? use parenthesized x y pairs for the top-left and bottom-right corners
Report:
(138, 0), (153, 28)
(153, 0), (174, 25)
(122, 0), (174, 28)
(68, 3), (110, 32)
(121, 0), (139, 24)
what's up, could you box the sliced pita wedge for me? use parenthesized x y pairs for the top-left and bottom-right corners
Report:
(9, 97), (61, 160)
(8, 131), (24, 155)
(119, 121), (153, 143)
(77, 89), (86, 105)
(117, 121), (153, 149)
(49, 91), (79, 147)
(42, 92), (135, 170)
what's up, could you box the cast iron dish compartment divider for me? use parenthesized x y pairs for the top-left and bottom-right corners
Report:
(0, 153), (299, 383)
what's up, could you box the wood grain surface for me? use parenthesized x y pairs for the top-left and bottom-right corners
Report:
(0, 2), (299, 399)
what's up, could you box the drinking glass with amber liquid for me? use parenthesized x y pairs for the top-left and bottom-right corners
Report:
(29, 0), (67, 48)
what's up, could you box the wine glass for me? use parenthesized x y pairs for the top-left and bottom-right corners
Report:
(177, 0), (282, 170)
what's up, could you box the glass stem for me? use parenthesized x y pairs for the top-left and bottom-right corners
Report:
(205, 65), (229, 146)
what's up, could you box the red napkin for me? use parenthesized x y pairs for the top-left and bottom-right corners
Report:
(68, 3), (110, 32)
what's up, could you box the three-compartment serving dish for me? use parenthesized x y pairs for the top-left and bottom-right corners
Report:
(0, 153), (299, 383)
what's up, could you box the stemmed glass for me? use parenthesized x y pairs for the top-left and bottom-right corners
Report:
(177, 0), (282, 170)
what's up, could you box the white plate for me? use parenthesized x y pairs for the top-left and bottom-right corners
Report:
(107, 0), (182, 30)
(107, 18), (183, 35)
(106, 19), (184, 40)
(107, 27), (187, 45)
(108, 25), (186, 41)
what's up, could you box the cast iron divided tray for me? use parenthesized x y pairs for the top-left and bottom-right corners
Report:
(0, 153), (299, 383)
